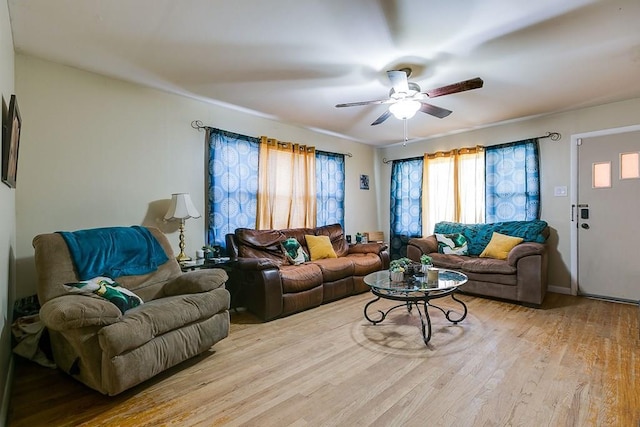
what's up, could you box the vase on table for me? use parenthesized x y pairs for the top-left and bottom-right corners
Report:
(390, 271), (404, 282)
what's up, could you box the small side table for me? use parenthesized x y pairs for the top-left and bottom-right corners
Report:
(180, 257), (231, 272)
(180, 258), (242, 309)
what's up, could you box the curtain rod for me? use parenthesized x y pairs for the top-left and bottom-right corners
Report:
(382, 155), (423, 164)
(537, 131), (561, 141)
(191, 120), (352, 157)
(382, 131), (561, 164)
(191, 120), (212, 131)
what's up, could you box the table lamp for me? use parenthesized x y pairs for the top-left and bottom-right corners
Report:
(164, 193), (201, 262)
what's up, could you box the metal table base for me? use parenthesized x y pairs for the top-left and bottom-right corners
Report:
(364, 287), (467, 346)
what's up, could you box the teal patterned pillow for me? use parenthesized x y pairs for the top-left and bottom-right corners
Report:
(435, 233), (469, 255)
(64, 276), (143, 314)
(281, 237), (309, 265)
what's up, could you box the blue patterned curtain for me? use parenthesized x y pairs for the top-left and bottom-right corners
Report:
(485, 139), (540, 222)
(207, 129), (260, 251)
(315, 150), (345, 228)
(390, 157), (423, 260)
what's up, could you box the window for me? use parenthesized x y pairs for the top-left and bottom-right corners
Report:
(423, 147), (484, 234)
(592, 161), (611, 188)
(207, 128), (345, 251)
(620, 152), (640, 179)
(389, 139), (540, 249)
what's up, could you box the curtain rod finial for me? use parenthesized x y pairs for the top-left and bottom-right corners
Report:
(191, 120), (205, 131)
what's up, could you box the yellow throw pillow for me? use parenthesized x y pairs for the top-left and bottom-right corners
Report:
(305, 235), (337, 261)
(479, 232), (523, 260)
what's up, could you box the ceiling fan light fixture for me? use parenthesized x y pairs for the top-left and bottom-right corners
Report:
(389, 99), (421, 120)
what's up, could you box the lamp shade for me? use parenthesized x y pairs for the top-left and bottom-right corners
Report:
(164, 193), (201, 220)
(389, 99), (421, 120)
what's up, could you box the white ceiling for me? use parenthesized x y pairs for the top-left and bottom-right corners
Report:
(8, 0), (640, 147)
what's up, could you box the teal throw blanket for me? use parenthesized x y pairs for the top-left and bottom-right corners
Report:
(58, 226), (169, 280)
(434, 220), (548, 256)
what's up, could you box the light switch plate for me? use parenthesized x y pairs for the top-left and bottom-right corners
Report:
(554, 186), (568, 197)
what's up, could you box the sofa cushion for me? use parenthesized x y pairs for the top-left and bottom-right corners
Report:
(345, 253), (384, 276)
(311, 257), (354, 282)
(314, 223), (350, 258)
(480, 232), (524, 260)
(98, 289), (230, 357)
(430, 253), (466, 270)
(435, 233), (469, 255)
(461, 257), (517, 275)
(305, 235), (337, 261)
(279, 263), (323, 293)
(281, 237), (309, 265)
(235, 228), (288, 264)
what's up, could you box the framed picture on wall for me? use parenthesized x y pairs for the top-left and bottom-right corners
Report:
(2, 94), (22, 188)
(360, 174), (369, 190)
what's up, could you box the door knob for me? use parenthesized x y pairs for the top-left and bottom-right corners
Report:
(581, 223), (590, 229)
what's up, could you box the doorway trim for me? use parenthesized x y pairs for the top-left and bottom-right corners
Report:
(570, 124), (640, 296)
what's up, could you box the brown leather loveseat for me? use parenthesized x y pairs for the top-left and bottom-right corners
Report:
(226, 223), (389, 321)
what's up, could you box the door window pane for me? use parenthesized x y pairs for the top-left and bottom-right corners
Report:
(592, 161), (611, 188)
(620, 152), (640, 179)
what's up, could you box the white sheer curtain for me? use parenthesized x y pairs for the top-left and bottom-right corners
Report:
(457, 147), (485, 224)
(423, 153), (455, 235)
(422, 146), (485, 235)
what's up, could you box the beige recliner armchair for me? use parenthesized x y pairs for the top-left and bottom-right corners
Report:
(32, 226), (230, 396)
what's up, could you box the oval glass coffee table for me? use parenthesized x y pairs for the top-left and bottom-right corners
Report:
(363, 269), (468, 346)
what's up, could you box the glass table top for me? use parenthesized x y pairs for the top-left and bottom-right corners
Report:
(364, 269), (468, 293)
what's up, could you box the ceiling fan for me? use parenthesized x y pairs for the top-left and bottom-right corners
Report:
(336, 68), (483, 126)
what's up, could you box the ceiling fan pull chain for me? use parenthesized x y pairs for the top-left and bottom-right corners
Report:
(403, 119), (408, 146)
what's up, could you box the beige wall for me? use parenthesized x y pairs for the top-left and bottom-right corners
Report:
(377, 97), (640, 291)
(14, 54), (378, 299)
(0, 0), (15, 418)
(13, 43), (640, 299)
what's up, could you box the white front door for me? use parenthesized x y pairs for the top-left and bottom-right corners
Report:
(576, 128), (640, 302)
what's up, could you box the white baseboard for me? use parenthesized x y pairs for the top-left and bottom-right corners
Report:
(0, 356), (14, 427)
(548, 285), (572, 295)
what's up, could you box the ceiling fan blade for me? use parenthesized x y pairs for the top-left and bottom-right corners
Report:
(419, 102), (452, 119)
(335, 99), (393, 108)
(424, 77), (484, 98)
(387, 70), (409, 94)
(371, 110), (392, 126)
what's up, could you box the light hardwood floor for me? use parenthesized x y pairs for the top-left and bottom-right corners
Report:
(7, 292), (640, 426)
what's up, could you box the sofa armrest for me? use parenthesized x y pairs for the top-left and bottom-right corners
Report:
(507, 242), (546, 266)
(348, 242), (387, 255)
(407, 236), (438, 263)
(40, 295), (122, 331)
(163, 268), (229, 296)
(234, 257), (280, 271)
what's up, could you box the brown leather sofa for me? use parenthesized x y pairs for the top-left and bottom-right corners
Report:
(407, 221), (549, 307)
(226, 223), (390, 321)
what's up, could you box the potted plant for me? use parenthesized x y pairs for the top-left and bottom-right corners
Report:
(394, 257), (414, 275)
(389, 261), (405, 282)
(420, 254), (433, 274)
(355, 232), (363, 244)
